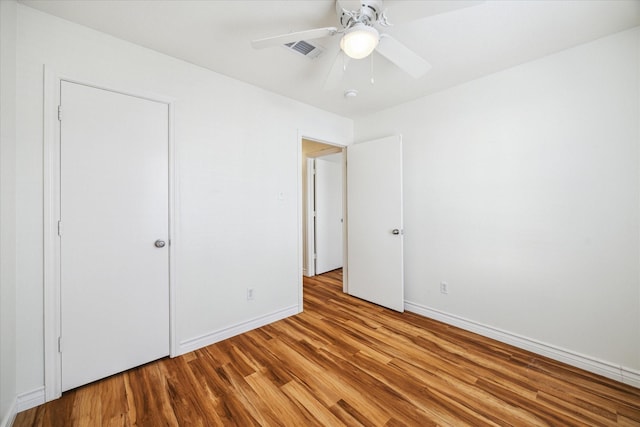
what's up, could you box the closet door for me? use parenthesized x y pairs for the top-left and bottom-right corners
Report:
(60, 81), (170, 391)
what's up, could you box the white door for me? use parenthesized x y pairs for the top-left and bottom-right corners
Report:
(60, 81), (170, 391)
(347, 135), (404, 312)
(315, 154), (343, 274)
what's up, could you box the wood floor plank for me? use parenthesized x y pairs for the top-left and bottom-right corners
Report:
(97, 375), (129, 426)
(158, 357), (210, 426)
(13, 268), (640, 426)
(208, 362), (264, 426)
(124, 363), (177, 426)
(68, 384), (102, 427)
(280, 380), (344, 426)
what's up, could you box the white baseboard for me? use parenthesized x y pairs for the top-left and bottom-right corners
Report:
(0, 396), (17, 427)
(622, 367), (640, 387)
(405, 301), (640, 389)
(178, 305), (299, 355)
(15, 386), (45, 413)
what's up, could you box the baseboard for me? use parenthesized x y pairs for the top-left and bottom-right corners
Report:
(15, 386), (45, 413)
(405, 301), (640, 389)
(622, 367), (640, 387)
(0, 396), (17, 427)
(178, 305), (299, 355)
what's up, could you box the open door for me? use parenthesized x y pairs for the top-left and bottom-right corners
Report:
(347, 135), (404, 312)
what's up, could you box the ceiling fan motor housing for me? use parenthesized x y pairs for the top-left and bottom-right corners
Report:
(336, 0), (384, 29)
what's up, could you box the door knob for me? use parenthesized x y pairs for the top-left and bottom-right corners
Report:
(154, 240), (166, 248)
(392, 229), (401, 235)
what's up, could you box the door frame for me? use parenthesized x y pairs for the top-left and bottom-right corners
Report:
(43, 68), (177, 401)
(297, 133), (347, 310)
(305, 151), (342, 277)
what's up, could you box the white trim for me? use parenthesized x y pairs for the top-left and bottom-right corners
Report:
(15, 387), (45, 413)
(178, 305), (299, 355)
(297, 130), (304, 311)
(637, 23), (640, 393)
(405, 301), (640, 389)
(43, 66), (61, 401)
(43, 67), (178, 401)
(341, 146), (348, 294)
(0, 396), (16, 427)
(167, 101), (178, 357)
(306, 157), (316, 277)
(623, 368), (640, 387)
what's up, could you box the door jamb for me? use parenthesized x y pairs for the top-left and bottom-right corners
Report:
(308, 152), (344, 277)
(43, 67), (178, 401)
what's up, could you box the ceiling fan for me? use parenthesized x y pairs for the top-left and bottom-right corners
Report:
(251, 0), (434, 88)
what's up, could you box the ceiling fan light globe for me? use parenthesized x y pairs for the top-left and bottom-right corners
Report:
(340, 24), (379, 59)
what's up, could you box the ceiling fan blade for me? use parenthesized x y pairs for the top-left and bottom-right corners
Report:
(251, 27), (338, 50)
(323, 51), (351, 91)
(375, 34), (431, 79)
(385, 0), (483, 24)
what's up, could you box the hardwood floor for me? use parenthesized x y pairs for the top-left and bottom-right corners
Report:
(15, 269), (640, 426)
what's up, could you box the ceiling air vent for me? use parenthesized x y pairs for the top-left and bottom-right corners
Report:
(283, 40), (324, 59)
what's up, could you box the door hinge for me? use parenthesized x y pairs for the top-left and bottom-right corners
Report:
(57, 220), (63, 237)
(58, 336), (62, 353)
(57, 105), (62, 121)
(313, 253), (317, 260)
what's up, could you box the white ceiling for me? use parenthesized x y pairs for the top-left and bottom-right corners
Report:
(19, 0), (640, 118)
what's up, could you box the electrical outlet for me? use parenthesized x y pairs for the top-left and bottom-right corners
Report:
(247, 288), (255, 301)
(440, 281), (448, 294)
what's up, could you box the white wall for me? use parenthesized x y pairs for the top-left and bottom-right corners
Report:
(355, 28), (640, 377)
(15, 4), (352, 401)
(0, 0), (17, 424)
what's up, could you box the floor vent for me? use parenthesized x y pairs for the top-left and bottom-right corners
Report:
(284, 40), (324, 59)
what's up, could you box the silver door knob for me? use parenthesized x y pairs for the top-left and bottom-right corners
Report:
(392, 229), (401, 235)
(154, 240), (166, 248)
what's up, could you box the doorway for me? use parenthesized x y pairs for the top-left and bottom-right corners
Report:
(313, 153), (343, 275)
(299, 134), (405, 313)
(301, 139), (345, 279)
